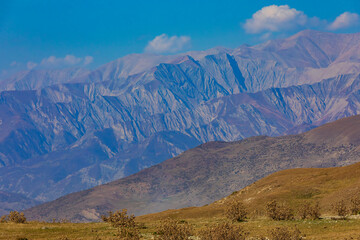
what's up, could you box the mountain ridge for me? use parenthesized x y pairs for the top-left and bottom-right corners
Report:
(24, 115), (360, 222)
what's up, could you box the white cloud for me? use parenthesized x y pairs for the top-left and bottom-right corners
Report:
(244, 5), (309, 34)
(244, 5), (359, 35)
(84, 56), (94, 65)
(145, 34), (191, 54)
(27, 55), (94, 70)
(328, 12), (359, 30)
(63, 55), (82, 65)
(40, 55), (81, 67)
(27, 61), (38, 70)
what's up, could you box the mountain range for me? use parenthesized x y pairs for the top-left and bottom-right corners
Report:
(25, 115), (360, 221)
(1, 30), (360, 214)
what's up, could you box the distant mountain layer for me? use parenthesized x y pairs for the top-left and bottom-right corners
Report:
(0, 68), (90, 91)
(0, 191), (40, 216)
(25, 115), (360, 222)
(1, 30), (360, 211)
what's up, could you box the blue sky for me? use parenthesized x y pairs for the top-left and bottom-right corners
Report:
(1, 0), (360, 78)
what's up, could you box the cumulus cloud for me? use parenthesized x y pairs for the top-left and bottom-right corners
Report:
(27, 61), (38, 70)
(328, 12), (359, 30)
(27, 55), (93, 70)
(244, 5), (359, 34)
(244, 5), (309, 34)
(84, 56), (94, 65)
(145, 34), (191, 54)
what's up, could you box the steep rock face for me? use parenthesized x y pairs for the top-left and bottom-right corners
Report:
(1, 30), (360, 209)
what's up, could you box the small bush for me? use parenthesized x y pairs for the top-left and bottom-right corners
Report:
(268, 226), (303, 240)
(298, 203), (309, 220)
(308, 202), (321, 220)
(298, 202), (320, 220)
(101, 209), (139, 240)
(199, 222), (248, 240)
(101, 209), (136, 228)
(1, 211), (27, 223)
(0, 215), (7, 223)
(350, 196), (360, 215)
(225, 199), (248, 222)
(333, 200), (349, 219)
(266, 200), (294, 220)
(155, 218), (193, 240)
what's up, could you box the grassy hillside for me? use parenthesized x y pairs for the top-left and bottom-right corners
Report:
(139, 162), (360, 222)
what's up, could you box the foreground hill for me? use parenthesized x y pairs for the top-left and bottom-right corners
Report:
(25, 115), (360, 222)
(140, 158), (360, 222)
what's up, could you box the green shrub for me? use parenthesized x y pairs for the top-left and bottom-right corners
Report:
(199, 222), (248, 240)
(101, 209), (140, 240)
(266, 200), (294, 220)
(1, 211), (27, 223)
(225, 199), (248, 222)
(298, 202), (320, 220)
(101, 209), (136, 228)
(0, 215), (7, 223)
(155, 218), (193, 240)
(350, 196), (360, 215)
(333, 200), (349, 219)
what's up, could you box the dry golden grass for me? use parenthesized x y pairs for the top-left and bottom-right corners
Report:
(0, 222), (114, 240)
(2, 218), (360, 239)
